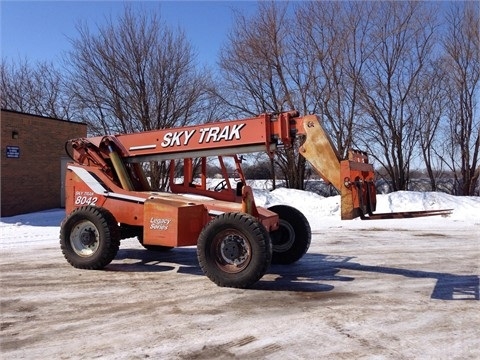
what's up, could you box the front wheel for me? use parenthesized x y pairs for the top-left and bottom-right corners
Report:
(268, 205), (311, 264)
(197, 213), (272, 288)
(60, 206), (120, 269)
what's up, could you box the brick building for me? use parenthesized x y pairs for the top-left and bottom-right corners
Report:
(1, 109), (87, 216)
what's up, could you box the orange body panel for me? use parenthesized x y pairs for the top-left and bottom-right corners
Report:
(65, 166), (107, 215)
(65, 164), (148, 226)
(143, 198), (207, 247)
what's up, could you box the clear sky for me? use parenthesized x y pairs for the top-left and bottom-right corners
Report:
(1, 1), (259, 68)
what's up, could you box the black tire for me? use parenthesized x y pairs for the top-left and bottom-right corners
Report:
(268, 205), (311, 264)
(60, 206), (120, 269)
(197, 213), (272, 288)
(137, 234), (173, 252)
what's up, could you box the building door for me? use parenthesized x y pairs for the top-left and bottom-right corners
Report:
(60, 157), (69, 207)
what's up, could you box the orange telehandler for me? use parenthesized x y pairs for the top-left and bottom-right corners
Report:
(60, 111), (450, 288)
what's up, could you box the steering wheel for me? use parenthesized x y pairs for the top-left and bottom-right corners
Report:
(213, 179), (228, 192)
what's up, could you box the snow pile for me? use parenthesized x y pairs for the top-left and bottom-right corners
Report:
(377, 191), (480, 219)
(254, 187), (340, 218)
(253, 188), (480, 230)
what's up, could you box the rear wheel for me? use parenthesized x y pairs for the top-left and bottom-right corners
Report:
(197, 213), (272, 288)
(268, 205), (311, 264)
(60, 206), (120, 269)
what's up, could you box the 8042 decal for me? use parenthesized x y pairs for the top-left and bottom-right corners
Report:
(74, 191), (98, 206)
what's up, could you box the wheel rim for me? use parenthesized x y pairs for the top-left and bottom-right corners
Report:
(212, 229), (251, 273)
(271, 219), (295, 252)
(70, 220), (100, 257)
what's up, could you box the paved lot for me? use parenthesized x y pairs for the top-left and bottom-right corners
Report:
(1, 221), (479, 359)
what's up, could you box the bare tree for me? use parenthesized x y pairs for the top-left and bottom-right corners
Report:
(218, 2), (294, 115)
(440, 2), (480, 195)
(218, 2), (311, 189)
(357, 1), (438, 191)
(1, 58), (73, 119)
(297, 1), (375, 158)
(65, 5), (212, 189)
(412, 60), (448, 191)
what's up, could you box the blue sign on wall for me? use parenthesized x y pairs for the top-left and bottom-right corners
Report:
(6, 146), (20, 158)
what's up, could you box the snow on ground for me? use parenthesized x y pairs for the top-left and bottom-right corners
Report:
(1, 190), (479, 249)
(3, 171), (475, 251)
(1, 190), (479, 359)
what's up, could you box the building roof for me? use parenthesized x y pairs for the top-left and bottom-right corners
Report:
(1, 108), (87, 126)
